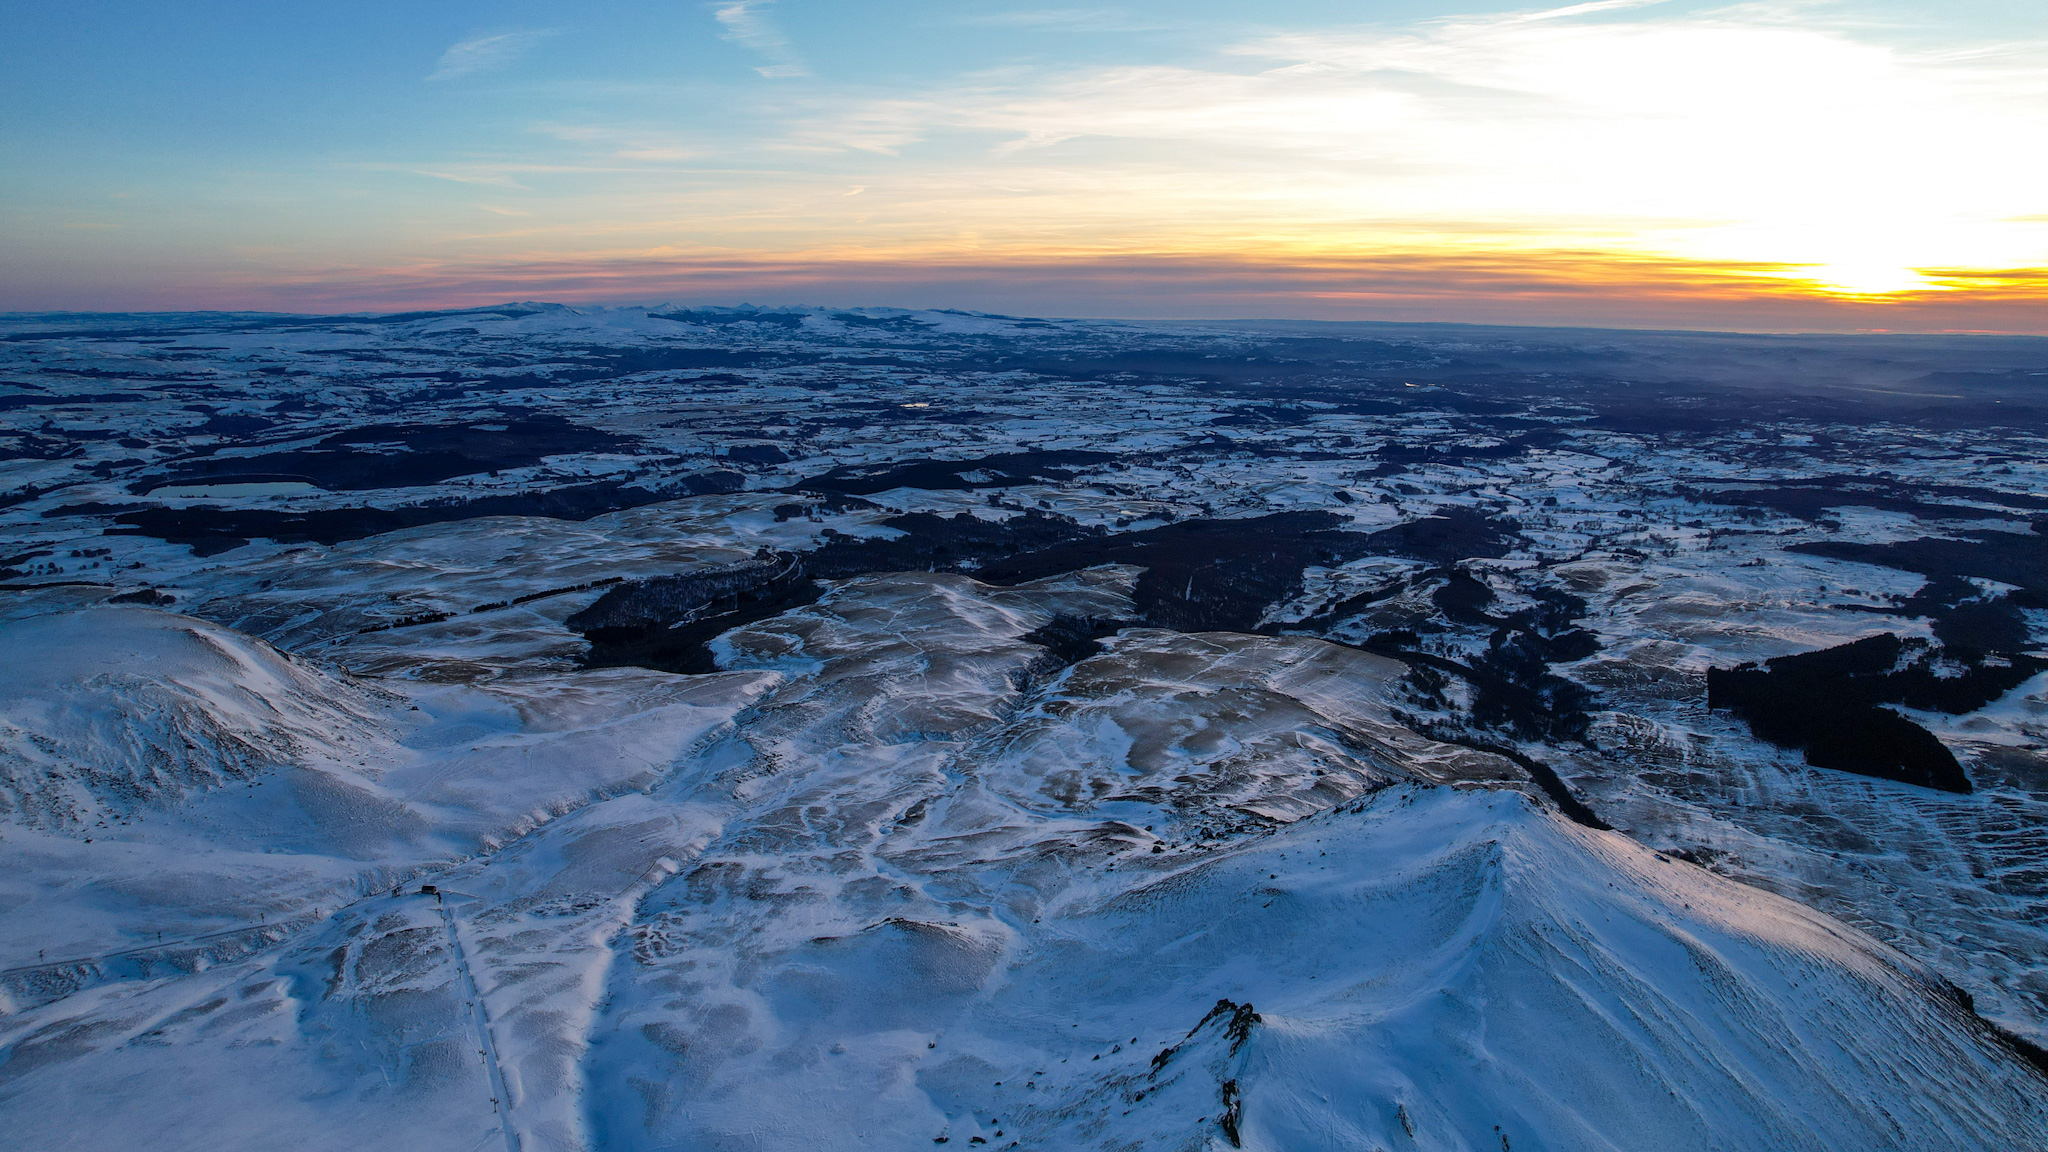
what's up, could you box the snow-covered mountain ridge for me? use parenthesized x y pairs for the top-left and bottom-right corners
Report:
(2, 305), (2045, 1148)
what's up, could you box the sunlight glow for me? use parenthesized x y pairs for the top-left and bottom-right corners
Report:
(828, 8), (2048, 300)
(10, 1), (2048, 322)
(388, 3), (2041, 309)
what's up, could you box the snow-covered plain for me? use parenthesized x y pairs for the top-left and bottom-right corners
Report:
(2, 304), (2045, 1148)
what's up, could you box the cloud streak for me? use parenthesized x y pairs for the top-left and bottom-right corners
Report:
(132, 246), (2048, 334)
(428, 30), (553, 82)
(713, 1), (808, 79)
(957, 8), (1168, 33)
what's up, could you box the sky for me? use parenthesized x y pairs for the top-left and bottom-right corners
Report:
(4, 0), (2047, 330)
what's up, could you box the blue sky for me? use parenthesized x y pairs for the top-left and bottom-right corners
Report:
(5, 2), (2047, 328)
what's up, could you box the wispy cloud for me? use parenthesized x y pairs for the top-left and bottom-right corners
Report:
(412, 168), (530, 189)
(428, 29), (554, 82)
(1505, 0), (1678, 25)
(958, 8), (1168, 33)
(713, 1), (808, 79)
(344, 159), (644, 190)
(212, 247), (2048, 334)
(533, 122), (703, 163)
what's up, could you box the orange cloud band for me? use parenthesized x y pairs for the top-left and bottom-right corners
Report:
(52, 248), (2048, 334)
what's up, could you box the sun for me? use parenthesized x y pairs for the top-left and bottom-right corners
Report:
(1802, 263), (1939, 298)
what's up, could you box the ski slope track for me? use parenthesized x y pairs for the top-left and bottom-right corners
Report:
(2, 304), (2046, 1149)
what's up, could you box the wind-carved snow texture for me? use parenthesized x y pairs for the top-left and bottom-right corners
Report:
(2, 304), (2047, 1149)
(0, 607), (398, 828)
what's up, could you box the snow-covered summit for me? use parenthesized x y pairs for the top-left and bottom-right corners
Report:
(0, 606), (395, 829)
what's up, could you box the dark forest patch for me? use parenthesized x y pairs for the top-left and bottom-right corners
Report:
(723, 444), (789, 465)
(1330, 399), (1411, 416)
(1423, 573), (1598, 666)
(980, 349), (1330, 386)
(1464, 629), (1597, 741)
(1589, 409), (1743, 435)
(46, 500), (165, 518)
(574, 345), (802, 373)
(570, 554), (821, 674)
(830, 313), (936, 332)
(567, 513), (1103, 674)
(1209, 405), (1317, 427)
(1795, 528), (2048, 601)
(1420, 392), (1521, 416)
(0, 434), (88, 462)
(41, 366), (213, 382)
(807, 510), (1102, 577)
(1374, 432), (1566, 466)
(1358, 509), (1523, 564)
(199, 413), (275, 437)
(107, 587), (176, 606)
(1708, 634), (2044, 793)
(346, 306), (551, 326)
(570, 512), (1377, 672)
(1890, 575), (2036, 654)
(172, 307), (551, 335)
(649, 309), (808, 329)
(1018, 614), (1135, 669)
(130, 414), (634, 492)
(1345, 570), (1597, 745)
(101, 475), (739, 550)
(1684, 478), (2046, 524)
(973, 511), (1373, 633)
(585, 594), (1125, 683)
(1431, 569), (1501, 626)
(0, 392), (150, 411)
(795, 451), (1115, 495)
(1259, 336), (1426, 361)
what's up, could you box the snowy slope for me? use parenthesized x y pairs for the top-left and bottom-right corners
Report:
(0, 606), (398, 829)
(4, 576), (2039, 1150)
(0, 604), (778, 989)
(3, 308), (2047, 1150)
(596, 787), (2045, 1152)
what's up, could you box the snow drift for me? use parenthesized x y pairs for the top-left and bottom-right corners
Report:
(0, 606), (395, 828)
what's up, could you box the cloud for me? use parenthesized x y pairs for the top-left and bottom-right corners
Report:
(749, 4), (2048, 297)
(52, 2), (2047, 326)
(1506, 0), (1678, 25)
(428, 29), (554, 82)
(957, 8), (1168, 33)
(370, 4), (2048, 309)
(713, 1), (808, 79)
(531, 122), (704, 162)
(197, 247), (2048, 334)
(412, 168), (529, 189)
(345, 159), (646, 190)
